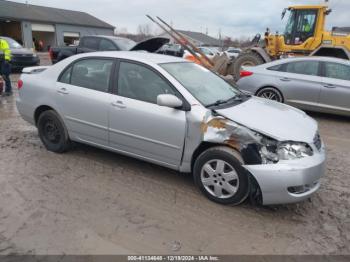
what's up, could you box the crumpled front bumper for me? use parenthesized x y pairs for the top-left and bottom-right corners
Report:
(244, 144), (326, 205)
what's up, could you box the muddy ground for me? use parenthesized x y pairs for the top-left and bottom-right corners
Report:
(0, 68), (349, 255)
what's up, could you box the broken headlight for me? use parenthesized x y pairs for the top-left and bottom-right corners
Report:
(277, 142), (313, 160)
(258, 138), (313, 164)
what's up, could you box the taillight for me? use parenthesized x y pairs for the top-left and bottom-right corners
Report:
(0, 79), (3, 92)
(49, 48), (53, 60)
(17, 79), (23, 89)
(240, 70), (253, 78)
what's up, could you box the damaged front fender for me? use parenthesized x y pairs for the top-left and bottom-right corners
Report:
(179, 109), (277, 173)
(200, 112), (263, 152)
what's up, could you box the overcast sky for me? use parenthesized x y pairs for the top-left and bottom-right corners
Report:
(11, 0), (350, 39)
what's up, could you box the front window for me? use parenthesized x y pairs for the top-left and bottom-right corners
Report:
(160, 62), (241, 107)
(117, 61), (177, 104)
(284, 9), (317, 45)
(324, 62), (350, 81)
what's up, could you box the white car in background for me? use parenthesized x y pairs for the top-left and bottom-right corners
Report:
(225, 48), (242, 59)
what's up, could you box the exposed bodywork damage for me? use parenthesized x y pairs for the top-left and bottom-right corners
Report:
(200, 111), (263, 152)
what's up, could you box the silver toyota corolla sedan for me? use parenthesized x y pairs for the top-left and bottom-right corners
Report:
(237, 57), (350, 116)
(16, 52), (326, 206)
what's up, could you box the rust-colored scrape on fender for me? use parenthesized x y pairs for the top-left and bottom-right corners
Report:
(224, 135), (241, 150)
(201, 118), (228, 134)
(201, 113), (263, 151)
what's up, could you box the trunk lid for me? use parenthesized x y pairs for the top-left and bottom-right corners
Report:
(22, 66), (50, 74)
(130, 37), (169, 53)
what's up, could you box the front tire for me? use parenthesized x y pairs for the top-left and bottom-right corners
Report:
(37, 110), (71, 153)
(193, 147), (250, 205)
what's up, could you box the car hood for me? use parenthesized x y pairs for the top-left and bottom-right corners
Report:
(130, 37), (169, 53)
(11, 48), (34, 55)
(215, 97), (318, 143)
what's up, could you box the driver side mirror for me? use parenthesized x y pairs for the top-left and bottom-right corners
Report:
(157, 94), (183, 109)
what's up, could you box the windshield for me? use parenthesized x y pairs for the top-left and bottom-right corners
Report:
(283, 9), (317, 45)
(113, 38), (136, 50)
(1, 37), (22, 49)
(160, 62), (241, 107)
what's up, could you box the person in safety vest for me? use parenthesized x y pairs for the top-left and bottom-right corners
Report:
(0, 38), (12, 96)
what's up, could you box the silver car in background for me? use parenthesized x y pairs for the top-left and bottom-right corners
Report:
(237, 57), (350, 116)
(17, 52), (326, 206)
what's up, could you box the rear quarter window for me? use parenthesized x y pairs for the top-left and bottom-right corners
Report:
(267, 64), (284, 71)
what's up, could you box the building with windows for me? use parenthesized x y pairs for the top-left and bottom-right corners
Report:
(0, 0), (114, 51)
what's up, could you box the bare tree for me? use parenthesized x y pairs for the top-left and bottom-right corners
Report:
(137, 24), (152, 37)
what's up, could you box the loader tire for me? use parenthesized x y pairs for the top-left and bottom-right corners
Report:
(233, 52), (264, 81)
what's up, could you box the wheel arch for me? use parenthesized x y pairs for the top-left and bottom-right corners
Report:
(34, 105), (58, 126)
(250, 47), (272, 63)
(310, 46), (350, 60)
(191, 142), (242, 172)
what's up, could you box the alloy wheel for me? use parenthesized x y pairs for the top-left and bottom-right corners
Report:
(200, 159), (239, 199)
(258, 89), (283, 102)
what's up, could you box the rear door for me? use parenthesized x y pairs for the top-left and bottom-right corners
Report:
(319, 61), (350, 115)
(55, 57), (115, 146)
(275, 60), (322, 109)
(108, 60), (187, 168)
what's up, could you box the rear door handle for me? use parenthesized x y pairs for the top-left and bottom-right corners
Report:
(280, 77), (291, 82)
(111, 101), (126, 109)
(324, 84), (336, 89)
(57, 87), (69, 94)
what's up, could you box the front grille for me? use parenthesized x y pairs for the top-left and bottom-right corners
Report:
(314, 132), (322, 150)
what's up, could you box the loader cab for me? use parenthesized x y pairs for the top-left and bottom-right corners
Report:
(283, 7), (319, 45)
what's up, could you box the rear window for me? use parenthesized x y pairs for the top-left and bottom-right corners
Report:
(285, 61), (319, 76)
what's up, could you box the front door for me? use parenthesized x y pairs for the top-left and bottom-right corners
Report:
(109, 61), (187, 168)
(55, 57), (114, 146)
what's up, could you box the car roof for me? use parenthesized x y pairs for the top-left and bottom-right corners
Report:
(74, 51), (187, 65)
(0, 36), (14, 41)
(261, 56), (350, 68)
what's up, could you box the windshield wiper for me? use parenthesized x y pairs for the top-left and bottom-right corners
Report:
(206, 96), (239, 108)
(206, 93), (251, 108)
(206, 99), (229, 108)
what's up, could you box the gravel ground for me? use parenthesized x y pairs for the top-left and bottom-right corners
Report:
(0, 68), (349, 255)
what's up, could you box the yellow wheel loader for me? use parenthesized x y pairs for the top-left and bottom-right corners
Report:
(232, 5), (350, 79)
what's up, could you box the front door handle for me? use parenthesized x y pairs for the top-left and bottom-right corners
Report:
(111, 101), (126, 109)
(280, 77), (291, 82)
(324, 84), (336, 89)
(57, 87), (69, 94)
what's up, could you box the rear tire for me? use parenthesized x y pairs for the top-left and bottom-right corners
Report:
(256, 87), (284, 103)
(193, 147), (250, 206)
(233, 52), (264, 80)
(37, 110), (71, 153)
